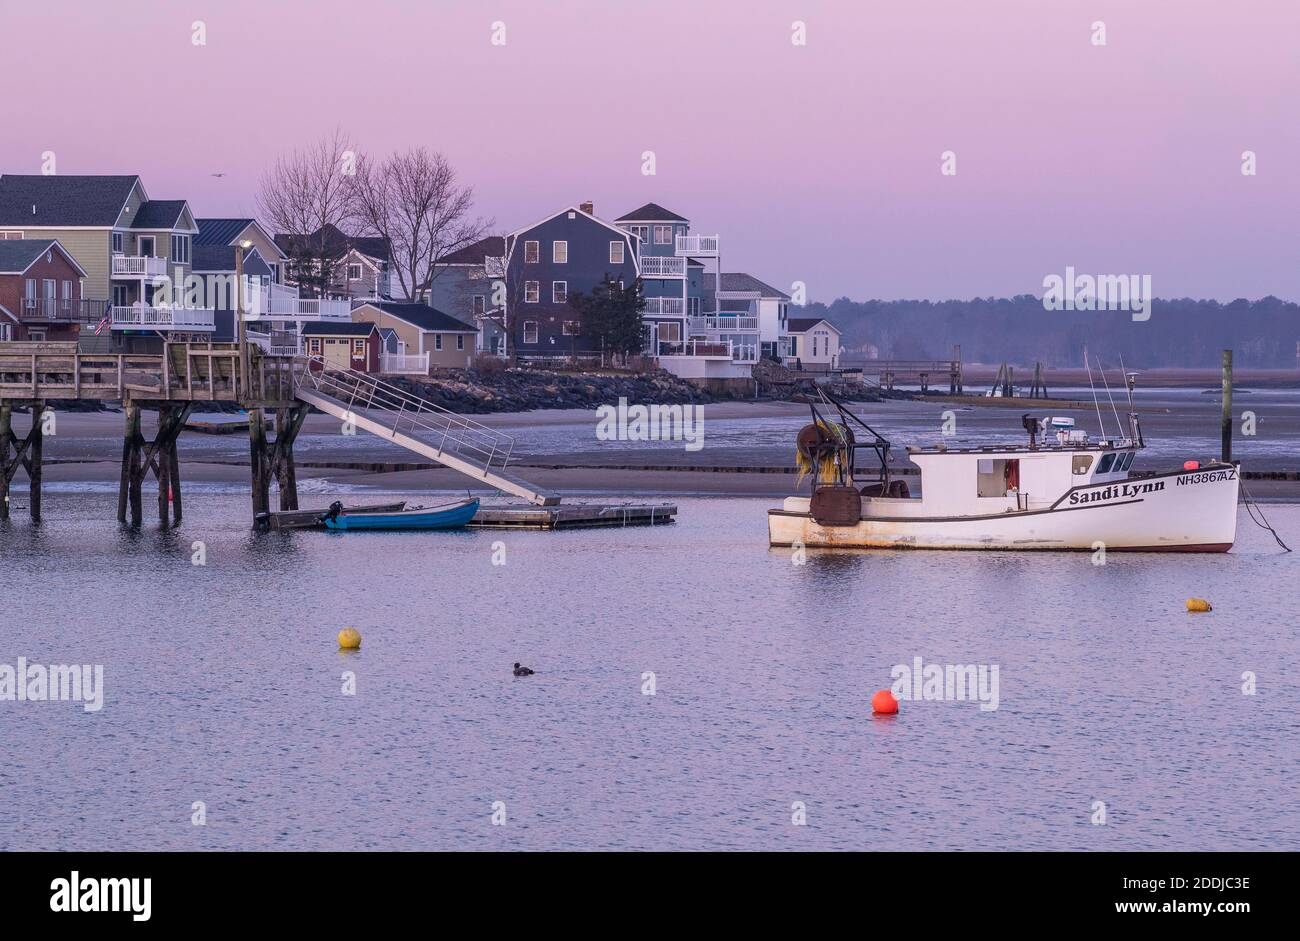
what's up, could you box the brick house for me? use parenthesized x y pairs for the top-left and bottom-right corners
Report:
(0, 239), (95, 342)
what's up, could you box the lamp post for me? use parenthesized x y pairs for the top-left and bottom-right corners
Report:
(235, 240), (252, 398)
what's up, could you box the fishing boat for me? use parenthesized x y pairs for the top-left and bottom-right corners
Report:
(767, 377), (1241, 552)
(322, 497), (480, 531)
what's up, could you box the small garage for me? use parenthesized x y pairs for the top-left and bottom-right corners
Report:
(301, 321), (382, 373)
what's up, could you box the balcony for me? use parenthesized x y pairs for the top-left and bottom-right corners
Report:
(644, 297), (685, 316)
(19, 297), (110, 324)
(111, 255), (169, 278)
(639, 255), (686, 278)
(111, 305), (215, 332)
(675, 234), (719, 257)
(689, 315), (759, 331)
(262, 283), (352, 320)
(655, 339), (734, 360)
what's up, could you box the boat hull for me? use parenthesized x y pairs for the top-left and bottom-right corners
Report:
(768, 466), (1240, 551)
(324, 498), (480, 531)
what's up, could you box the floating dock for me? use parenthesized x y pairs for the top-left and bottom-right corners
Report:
(263, 501), (677, 531)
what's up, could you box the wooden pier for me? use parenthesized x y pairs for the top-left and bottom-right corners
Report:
(0, 341), (561, 528)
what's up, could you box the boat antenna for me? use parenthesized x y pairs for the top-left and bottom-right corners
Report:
(1084, 352), (1107, 441)
(1119, 353), (1142, 447)
(1097, 357), (1124, 442)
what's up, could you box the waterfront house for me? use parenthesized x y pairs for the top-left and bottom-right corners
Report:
(702, 273), (791, 361)
(274, 224), (412, 301)
(427, 235), (507, 356)
(195, 218), (288, 284)
(786, 317), (841, 371)
(0, 239), (94, 342)
(190, 244), (276, 343)
(503, 202), (639, 362)
(612, 202), (762, 380)
(351, 300), (477, 373)
(0, 174), (213, 337)
(301, 320), (383, 373)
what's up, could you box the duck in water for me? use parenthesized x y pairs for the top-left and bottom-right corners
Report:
(513, 662), (535, 677)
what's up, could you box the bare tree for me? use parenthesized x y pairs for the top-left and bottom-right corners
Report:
(257, 129), (355, 298)
(346, 147), (490, 303)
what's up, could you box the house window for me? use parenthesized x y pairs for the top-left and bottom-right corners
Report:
(552, 281), (567, 303)
(62, 280), (72, 299)
(170, 234), (190, 265)
(456, 335), (465, 350)
(353, 339), (366, 356)
(524, 240), (539, 264)
(347, 263), (363, 281)
(627, 224), (649, 243)
(562, 321), (581, 336)
(29, 329), (46, 342)
(111, 232), (123, 253)
(309, 338), (321, 354)
(553, 241), (568, 264)
(434, 334), (443, 351)
(524, 281), (539, 303)
(523, 321), (538, 344)
(658, 322), (681, 342)
(653, 225), (672, 244)
(609, 241), (624, 264)
(472, 295), (486, 315)
(688, 297), (700, 316)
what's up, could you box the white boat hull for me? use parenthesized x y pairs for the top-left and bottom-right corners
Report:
(768, 465), (1240, 552)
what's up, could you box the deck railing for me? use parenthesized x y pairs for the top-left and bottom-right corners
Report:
(19, 298), (110, 323)
(379, 352), (430, 375)
(644, 297), (686, 316)
(111, 306), (215, 331)
(111, 255), (169, 278)
(675, 234), (719, 256)
(295, 355), (515, 471)
(639, 256), (686, 278)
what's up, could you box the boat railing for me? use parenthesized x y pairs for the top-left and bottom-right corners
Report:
(293, 355), (516, 471)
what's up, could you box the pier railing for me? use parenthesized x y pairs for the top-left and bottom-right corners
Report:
(293, 355), (516, 471)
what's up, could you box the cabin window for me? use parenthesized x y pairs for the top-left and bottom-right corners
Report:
(1097, 453), (1116, 474)
(524, 241), (539, 264)
(1117, 451), (1134, 471)
(977, 458), (1019, 497)
(1072, 454), (1094, 475)
(610, 241), (624, 264)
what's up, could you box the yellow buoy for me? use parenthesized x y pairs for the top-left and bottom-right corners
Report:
(1186, 598), (1213, 613)
(338, 627), (362, 649)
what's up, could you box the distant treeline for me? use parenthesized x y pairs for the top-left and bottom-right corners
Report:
(806, 295), (1299, 368)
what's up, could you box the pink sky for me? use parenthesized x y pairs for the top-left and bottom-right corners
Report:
(3, 0), (1296, 302)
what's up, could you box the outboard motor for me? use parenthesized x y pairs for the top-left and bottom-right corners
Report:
(322, 500), (345, 523)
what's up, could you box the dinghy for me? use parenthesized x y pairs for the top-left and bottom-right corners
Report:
(768, 379), (1240, 552)
(322, 497), (480, 531)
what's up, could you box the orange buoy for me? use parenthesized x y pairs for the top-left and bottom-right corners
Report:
(871, 689), (899, 715)
(1183, 460), (1200, 471)
(1186, 598), (1212, 612)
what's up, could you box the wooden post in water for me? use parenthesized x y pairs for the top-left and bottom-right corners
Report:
(248, 407), (269, 524)
(118, 403), (137, 523)
(28, 402), (43, 521)
(0, 404), (11, 520)
(1221, 348), (1233, 463)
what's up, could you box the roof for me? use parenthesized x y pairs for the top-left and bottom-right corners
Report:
(274, 224), (389, 262)
(356, 301), (477, 332)
(703, 272), (791, 300)
(0, 239), (87, 277)
(195, 218), (253, 246)
(615, 202), (689, 223)
(437, 235), (505, 266)
(0, 174), (140, 227)
(0, 239), (59, 274)
(131, 200), (188, 229)
(787, 317), (839, 333)
(191, 244), (272, 275)
(299, 321), (379, 337)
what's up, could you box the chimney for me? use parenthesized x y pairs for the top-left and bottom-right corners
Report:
(579, 200), (594, 215)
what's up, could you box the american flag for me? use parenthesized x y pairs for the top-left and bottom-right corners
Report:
(93, 310), (111, 336)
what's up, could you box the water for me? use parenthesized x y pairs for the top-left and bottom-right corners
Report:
(2, 493), (1297, 850)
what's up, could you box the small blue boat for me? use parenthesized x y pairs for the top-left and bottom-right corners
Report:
(322, 497), (480, 531)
